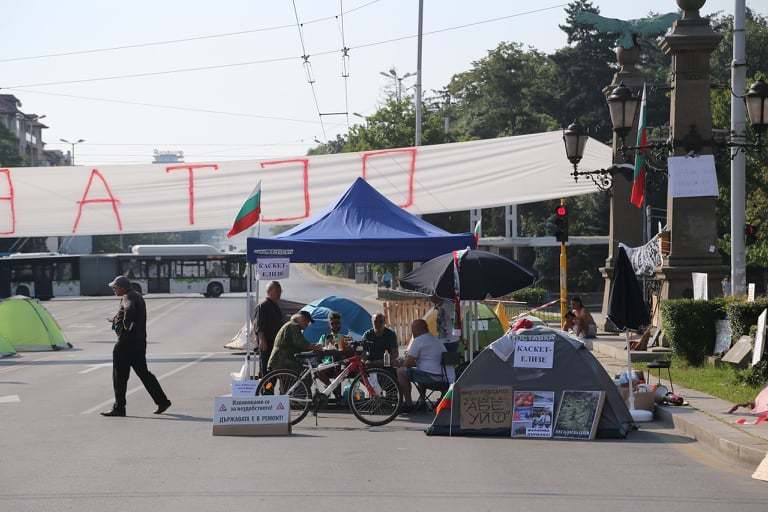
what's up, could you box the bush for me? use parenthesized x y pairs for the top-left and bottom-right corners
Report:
(660, 299), (726, 365)
(509, 287), (548, 306)
(725, 298), (768, 339)
(737, 360), (768, 388)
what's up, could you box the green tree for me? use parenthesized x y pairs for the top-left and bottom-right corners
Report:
(0, 124), (22, 167)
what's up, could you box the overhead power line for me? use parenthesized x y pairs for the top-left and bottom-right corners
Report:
(1, 4), (567, 90)
(0, 0), (384, 63)
(291, 0), (328, 140)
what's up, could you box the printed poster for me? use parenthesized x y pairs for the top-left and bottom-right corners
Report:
(459, 387), (513, 431)
(511, 391), (555, 438)
(553, 390), (605, 440)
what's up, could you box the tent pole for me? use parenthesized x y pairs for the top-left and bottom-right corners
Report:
(626, 330), (635, 411)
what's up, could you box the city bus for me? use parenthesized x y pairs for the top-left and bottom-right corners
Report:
(0, 245), (247, 299)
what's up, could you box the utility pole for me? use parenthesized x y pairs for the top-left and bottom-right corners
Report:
(731, 0), (747, 295)
(414, 0), (424, 147)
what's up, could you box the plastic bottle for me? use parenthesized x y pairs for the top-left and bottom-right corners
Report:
(383, 349), (391, 367)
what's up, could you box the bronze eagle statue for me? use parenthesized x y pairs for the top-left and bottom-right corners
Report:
(574, 11), (681, 49)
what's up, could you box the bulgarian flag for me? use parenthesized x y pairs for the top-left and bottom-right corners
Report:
(473, 219), (482, 245)
(435, 384), (454, 415)
(226, 181), (261, 238)
(630, 84), (648, 208)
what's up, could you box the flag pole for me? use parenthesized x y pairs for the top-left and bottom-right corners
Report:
(254, 218), (262, 377)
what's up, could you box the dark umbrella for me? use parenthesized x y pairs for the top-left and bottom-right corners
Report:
(607, 246), (649, 331)
(399, 249), (536, 300)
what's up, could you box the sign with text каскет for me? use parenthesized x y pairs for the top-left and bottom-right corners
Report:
(256, 258), (290, 280)
(513, 339), (555, 369)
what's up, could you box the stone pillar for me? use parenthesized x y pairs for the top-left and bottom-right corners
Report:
(656, 0), (726, 299)
(600, 45), (644, 329)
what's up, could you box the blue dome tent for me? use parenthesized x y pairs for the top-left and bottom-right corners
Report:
(300, 296), (373, 343)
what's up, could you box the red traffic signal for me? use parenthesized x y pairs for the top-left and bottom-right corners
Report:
(556, 205), (568, 217)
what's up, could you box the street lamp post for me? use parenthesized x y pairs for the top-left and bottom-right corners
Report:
(379, 69), (415, 102)
(59, 138), (85, 165)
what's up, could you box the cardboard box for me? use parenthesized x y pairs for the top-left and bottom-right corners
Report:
(619, 388), (655, 412)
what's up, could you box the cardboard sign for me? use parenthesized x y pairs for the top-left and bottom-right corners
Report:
(231, 379), (260, 397)
(748, 283), (756, 302)
(752, 309), (767, 367)
(692, 273), (708, 300)
(513, 339), (555, 369)
(212, 395), (290, 436)
(256, 258), (290, 280)
(459, 387), (513, 431)
(668, 154), (718, 198)
(714, 320), (733, 356)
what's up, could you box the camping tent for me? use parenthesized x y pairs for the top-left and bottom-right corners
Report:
(247, 178), (475, 263)
(425, 302), (505, 350)
(426, 327), (633, 438)
(0, 334), (16, 357)
(300, 296), (372, 343)
(0, 297), (71, 351)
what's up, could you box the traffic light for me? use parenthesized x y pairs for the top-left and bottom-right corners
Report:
(554, 204), (569, 243)
(746, 224), (758, 245)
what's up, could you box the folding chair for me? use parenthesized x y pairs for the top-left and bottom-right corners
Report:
(414, 344), (461, 411)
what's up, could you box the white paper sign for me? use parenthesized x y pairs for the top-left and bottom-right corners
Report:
(748, 283), (756, 302)
(692, 272), (708, 300)
(668, 155), (718, 198)
(513, 340), (555, 369)
(231, 379), (260, 397)
(256, 258), (290, 280)
(752, 309), (767, 367)
(714, 320), (732, 355)
(213, 395), (289, 426)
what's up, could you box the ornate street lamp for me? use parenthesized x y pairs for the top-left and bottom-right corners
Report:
(745, 79), (768, 138)
(606, 82), (640, 142)
(562, 121), (588, 169)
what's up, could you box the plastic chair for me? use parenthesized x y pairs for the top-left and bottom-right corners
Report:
(414, 349), (461, 411)
(647, 359), (674, 393)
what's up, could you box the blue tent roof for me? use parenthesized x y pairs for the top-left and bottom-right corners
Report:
(247, 178), (475, 262)
(300, 296), (372, 343)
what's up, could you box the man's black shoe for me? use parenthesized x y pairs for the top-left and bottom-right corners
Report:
(100, 407), (126, 417)
(154, 401), (171, 415)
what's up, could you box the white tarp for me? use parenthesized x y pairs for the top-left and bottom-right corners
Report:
(0, 130), (610, 238)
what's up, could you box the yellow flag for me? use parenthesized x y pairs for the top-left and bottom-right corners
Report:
(494, 301), (509, 329)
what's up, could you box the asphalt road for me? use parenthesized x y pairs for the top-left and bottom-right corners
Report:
(1, 281), (766, 510)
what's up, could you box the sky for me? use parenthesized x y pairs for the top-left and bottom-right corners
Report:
(1, 0), (766, 166)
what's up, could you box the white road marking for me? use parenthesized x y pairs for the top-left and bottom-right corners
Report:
(80, 352), (215, 415)
(77, 363), (112, 375)
(0, 395), (21, 404)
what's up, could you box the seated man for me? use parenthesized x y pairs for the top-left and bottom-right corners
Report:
(571, 296), (597, 339)
(267, 311), (321, 373)
(396, 319), (454, 411)
(318, 311), (351, 353)
(362, 312), (399, 364)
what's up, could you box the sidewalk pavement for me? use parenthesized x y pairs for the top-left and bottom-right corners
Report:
(593, 338), (768, 470)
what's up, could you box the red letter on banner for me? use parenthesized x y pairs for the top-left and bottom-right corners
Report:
(259, 159), (310, 222)
(361, 148), (417, 207)
(72, 169), (123, 233)
(165, 164), (219, 225)
(0, 169), (15, 235)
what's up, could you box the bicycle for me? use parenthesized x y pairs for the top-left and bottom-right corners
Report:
(256, 346), (402, 427)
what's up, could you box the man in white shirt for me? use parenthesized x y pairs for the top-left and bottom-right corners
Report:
(396, 319), (454, 410)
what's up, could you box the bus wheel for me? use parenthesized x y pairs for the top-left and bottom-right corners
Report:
(130, 283), (143, 295)
(206, 282), (224, 298)
(15, 285), (30, 297)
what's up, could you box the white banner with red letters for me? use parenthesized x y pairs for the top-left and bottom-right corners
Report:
(0, 131), (610, 237)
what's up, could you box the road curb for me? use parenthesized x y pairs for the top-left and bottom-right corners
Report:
(593, 348), (768, 471)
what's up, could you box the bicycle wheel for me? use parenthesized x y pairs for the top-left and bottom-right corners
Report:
(256, 370), (311, 425)
(348, 368), (402, 426)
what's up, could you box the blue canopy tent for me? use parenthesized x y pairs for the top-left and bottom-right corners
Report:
(300, 296), (373, 343)
(247, 178), (475, 263)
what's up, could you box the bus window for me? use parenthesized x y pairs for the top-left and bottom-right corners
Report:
(122, 259), (141, 279)
(55, 262), (74, 281)
(207, 260), (224, 278)
(11, 263), (34, 282)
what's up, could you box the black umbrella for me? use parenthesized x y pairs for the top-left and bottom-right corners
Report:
(399, 249), (536, 300)
(607, 246), (649, 331)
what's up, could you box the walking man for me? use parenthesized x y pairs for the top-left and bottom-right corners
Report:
(101, 276), (171, 417)
(254, 281), (283, 377)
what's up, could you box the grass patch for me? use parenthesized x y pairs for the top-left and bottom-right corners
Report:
(634, 356), (764, 405)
